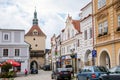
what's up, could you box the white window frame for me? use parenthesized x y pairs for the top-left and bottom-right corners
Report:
(98, 23), (103, 34)
(3, 33), (10, 41)
(118, 15), (120, 27)
(98, 0), (106, 9)
(15, 49), (20, 56)
(3, 49), (8, 57)
(104, 21), (108, 33)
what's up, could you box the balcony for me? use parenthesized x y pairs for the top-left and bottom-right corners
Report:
(30, 50), (45, 57)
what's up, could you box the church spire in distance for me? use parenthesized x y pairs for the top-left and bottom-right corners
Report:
(33, 7), (38, 25)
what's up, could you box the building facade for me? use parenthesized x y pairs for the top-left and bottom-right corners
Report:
(60, 15), (80, 73)
(93, 0), (120, 68)
(25, 10), (46, 70)
(0, 29), (29, 73)
(79, 2), (93, 67)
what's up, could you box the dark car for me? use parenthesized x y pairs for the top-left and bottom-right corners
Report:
(51, 68), (71, 80)
(43, 65), (51, 71)
(99, 66), (120, 80)
(77, 66), (108, 80)
(31, 68), (38, 74)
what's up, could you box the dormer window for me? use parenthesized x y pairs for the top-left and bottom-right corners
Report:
(98, 0), (106, 9)
(33, 29), (38, 35)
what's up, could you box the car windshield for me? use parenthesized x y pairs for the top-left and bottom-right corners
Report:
(95, 66), (108, 72)
(57, 68), (68, 72)
(109, 66), (120, 73)
(81, 66), (92, 72)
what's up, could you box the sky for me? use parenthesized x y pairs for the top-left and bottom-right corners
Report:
(0, 0), (91, 49)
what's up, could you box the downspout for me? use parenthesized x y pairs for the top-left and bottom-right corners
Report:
(92, 0), (95, 66)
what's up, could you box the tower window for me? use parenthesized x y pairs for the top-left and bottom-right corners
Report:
(35, 44), (38, 47)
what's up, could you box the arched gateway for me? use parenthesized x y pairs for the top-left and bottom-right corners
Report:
(30, 60), (38, 69)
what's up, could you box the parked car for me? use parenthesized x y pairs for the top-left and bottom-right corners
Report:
(43, 65), (51, 71)
(99, 66), (120, 80)
(65, 65), (73, 73)
(77, 66), (108, 80)
(31, 68), (38, 74)
(51, 68), (71, 80)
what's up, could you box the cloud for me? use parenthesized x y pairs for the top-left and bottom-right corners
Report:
(0, 0), (91, 49)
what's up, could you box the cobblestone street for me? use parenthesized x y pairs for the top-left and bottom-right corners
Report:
(14, 70), (52, 80)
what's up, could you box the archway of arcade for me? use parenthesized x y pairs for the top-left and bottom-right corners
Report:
(84, 49), (92, 66)
(99, 51), (111, 69)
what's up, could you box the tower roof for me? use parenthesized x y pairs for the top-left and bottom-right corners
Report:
(25, 9), (46, 37)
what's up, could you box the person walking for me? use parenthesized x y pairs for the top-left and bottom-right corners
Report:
(24, 69), (28, 76)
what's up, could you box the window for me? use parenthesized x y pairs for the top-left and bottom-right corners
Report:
(77, 39), (80, 47)
(98, 0), (106, 9)
(4, 34), (8, 40)
(33, 29), (38, 35)
(89, 28), (92, 39)
(3, 49), (8, 57)
(84, 30), (87, 40)
(98, 23), (103, 34)
(3, 33), (10, 41)
(103, 21), (108, 34)
(118, 15), (120, 27)
(15, 49), (20, 56)
(98, 20), (108, 36)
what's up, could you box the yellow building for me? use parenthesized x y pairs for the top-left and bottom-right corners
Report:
(93, 0), (120, 68)
(25, 10), (46, 70)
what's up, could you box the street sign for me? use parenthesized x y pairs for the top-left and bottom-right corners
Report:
(92, 50), (97, 57)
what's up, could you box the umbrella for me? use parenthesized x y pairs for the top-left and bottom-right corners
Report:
(6, 59), (21, 67)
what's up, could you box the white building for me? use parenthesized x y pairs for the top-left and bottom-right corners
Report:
(78, 2), (93, 67)
(0, 29), (30, 73)
(60, 15), (80, 73)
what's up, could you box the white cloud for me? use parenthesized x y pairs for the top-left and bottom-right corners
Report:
(0, 0), (91, 49)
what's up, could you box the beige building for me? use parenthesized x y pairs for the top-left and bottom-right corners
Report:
(25, 10), (46, 70)
(93, 0), (120, 68)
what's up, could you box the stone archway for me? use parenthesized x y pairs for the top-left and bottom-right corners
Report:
(100, 51), (111, 68)
(30, 60), (38, 70)
(84, 49), (91, 66)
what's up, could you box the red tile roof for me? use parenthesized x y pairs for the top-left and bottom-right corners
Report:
(72, 20), (81, 32)
(25, 25), (46, 37)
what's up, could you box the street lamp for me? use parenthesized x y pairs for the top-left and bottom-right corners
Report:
(70, 48), (75, 77)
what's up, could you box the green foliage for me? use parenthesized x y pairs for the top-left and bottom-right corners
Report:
(1, 63), (12, 72)
(0, 63), (15, 78)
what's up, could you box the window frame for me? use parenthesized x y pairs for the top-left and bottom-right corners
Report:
(3, 33), (10, 41)
(15, 49), (20, 56)
(3, 49), (8, 57)
(84, 30), (87, 40)
(118, 15), (120, 27)
(98, 0), (106, 9)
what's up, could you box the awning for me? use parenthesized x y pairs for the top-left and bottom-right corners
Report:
(6, 59), (21, 67)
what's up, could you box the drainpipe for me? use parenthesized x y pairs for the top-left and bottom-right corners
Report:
(92, 0), (95, 66)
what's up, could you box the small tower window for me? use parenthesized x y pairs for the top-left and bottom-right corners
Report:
(35, 44), (38, 47)
(33, 38), (35, 40)
(33, 29), (38, 35)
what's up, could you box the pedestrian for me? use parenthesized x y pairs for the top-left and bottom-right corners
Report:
(24, 69), (28, 76)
